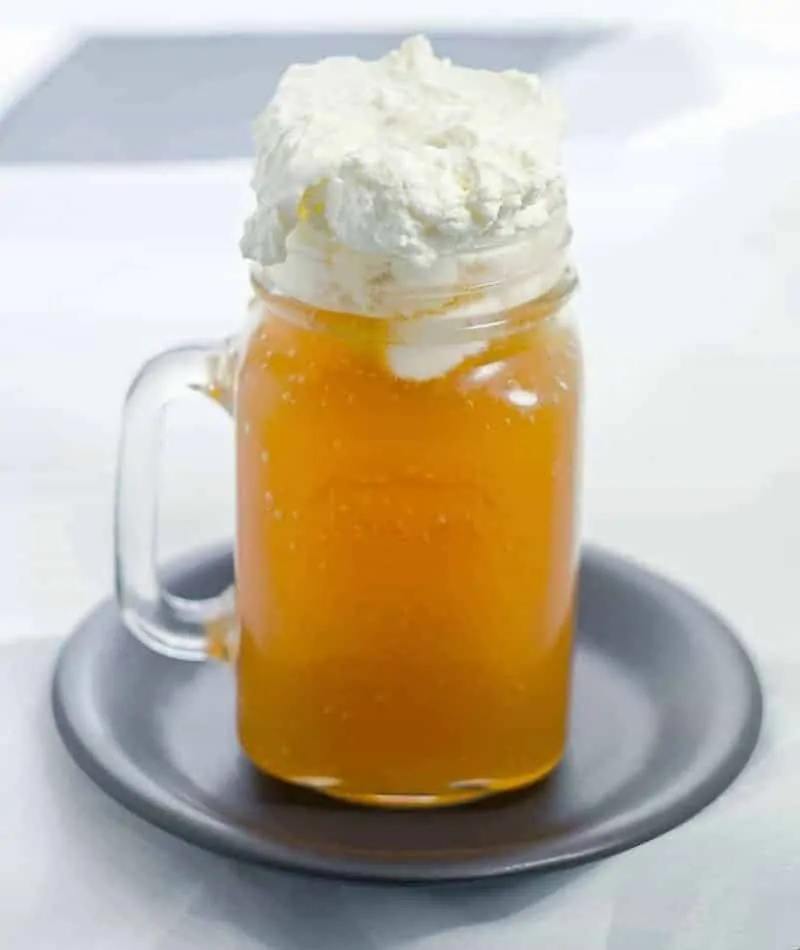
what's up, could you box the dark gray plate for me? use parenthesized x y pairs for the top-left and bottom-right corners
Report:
(52, 547), (761, 883)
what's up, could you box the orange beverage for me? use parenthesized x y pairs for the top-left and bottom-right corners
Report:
(111, 38), (581, 809)
(235, 279), (581, 806)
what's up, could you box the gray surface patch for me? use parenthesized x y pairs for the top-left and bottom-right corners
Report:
(0, 31), (613, 163)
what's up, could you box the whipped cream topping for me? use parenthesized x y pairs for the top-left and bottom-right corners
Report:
(241, 36), (570, 379)
(242, 36), (564, 268)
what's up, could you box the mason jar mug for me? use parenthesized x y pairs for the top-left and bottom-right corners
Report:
(115, 218), (581, 808)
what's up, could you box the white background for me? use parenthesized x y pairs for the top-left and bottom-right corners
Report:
(0, 8), (799, 949)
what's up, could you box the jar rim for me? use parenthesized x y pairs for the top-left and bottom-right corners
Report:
(246, 177), (573, 324)
(251, 212), (574, 322)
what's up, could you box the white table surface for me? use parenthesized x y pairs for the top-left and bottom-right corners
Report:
(1, 23), (799, 949)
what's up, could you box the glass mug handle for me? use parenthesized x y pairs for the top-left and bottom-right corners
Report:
(114, 342), (238, 662)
